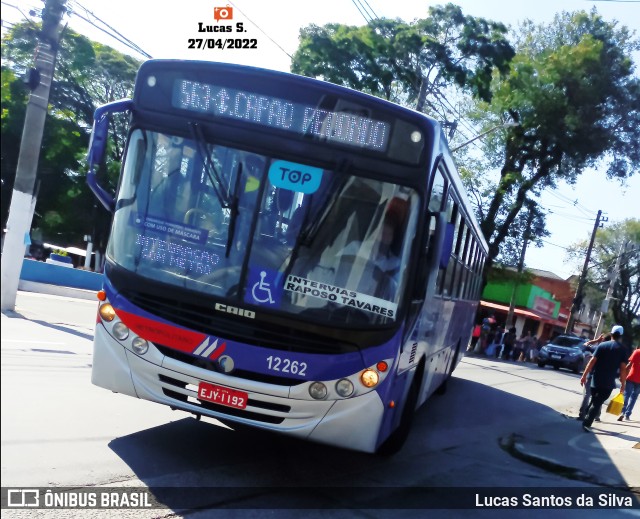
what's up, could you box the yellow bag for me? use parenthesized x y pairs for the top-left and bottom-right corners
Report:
(606, 393), (624, 415)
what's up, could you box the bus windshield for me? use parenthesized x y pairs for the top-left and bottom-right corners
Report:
(108, 129), (418, 326)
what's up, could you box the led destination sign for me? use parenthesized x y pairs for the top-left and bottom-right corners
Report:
(172, 79), (390, 151)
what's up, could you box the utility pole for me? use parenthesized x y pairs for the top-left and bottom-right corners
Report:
(505, 203), (535, 328)
(565, 210), (604, 334)
(594, 240), (628, 338)
(1, 0), (67, 311)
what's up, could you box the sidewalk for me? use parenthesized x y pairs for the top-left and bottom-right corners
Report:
(504, 411), (639, 489)
(466, 350), (639, 490)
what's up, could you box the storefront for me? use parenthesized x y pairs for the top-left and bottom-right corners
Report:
(479, 281), (565, 341)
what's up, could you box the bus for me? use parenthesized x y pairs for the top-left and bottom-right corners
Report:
(87, 59), (488, 454)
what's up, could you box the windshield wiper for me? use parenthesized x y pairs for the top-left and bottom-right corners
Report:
(188, 122), (230, 208)
(298, 159), (351, 247)
(280, 159), (351, 280)
(188, 122), (242, 257)
(225, 162), (243, 258)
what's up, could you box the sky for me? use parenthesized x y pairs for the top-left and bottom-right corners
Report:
(2, 0), (639, 279)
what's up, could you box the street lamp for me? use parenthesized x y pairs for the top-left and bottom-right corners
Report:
(451, 122), (519, 152)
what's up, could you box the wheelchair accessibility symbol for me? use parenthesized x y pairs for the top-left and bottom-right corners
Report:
(252, 271), (274, 304)
(246, 267), (282, 307)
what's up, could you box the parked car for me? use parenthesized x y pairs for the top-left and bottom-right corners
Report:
(538, 335), (588, 374)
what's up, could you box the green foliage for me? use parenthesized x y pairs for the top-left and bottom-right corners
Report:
(465, 10), (640, 275)
(1, 21), (140, 250)
(291, 3), (514, 107)
(486, 264), (534, 285)
(567, 219), (640, 347)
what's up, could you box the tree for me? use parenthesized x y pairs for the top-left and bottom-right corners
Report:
(291, 3), (514, 112)
(567, 219), (639, 347)
(470, 10), (640, 274)
(1, 22), (139, 252)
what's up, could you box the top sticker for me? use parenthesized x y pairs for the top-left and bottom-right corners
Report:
(268, 160), (323, 194)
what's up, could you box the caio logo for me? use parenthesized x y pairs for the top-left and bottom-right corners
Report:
(214, 5), (233, 21)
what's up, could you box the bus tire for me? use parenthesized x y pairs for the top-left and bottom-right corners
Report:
(376, 367), (422, 456)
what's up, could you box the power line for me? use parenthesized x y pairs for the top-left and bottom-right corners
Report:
(1, 1), (41, 30)
(226, 1), (293, 61)
(350, 0), (372, 24)
(540, 203), (598, 222)
(542, 187), (597, 217)
(540, 239), (573, 251)
(351, 0), (378, 24)
(359, 0), (380, 19)
(67, 0), (151, 58)
(543, 209), (594, 223)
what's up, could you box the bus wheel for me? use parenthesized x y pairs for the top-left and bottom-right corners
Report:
(376, 374), (420, 456)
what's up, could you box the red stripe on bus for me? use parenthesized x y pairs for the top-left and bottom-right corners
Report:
(116, 309), (206, 352)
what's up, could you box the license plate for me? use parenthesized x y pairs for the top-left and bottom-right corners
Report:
(198, 382), (248, 409)
(551, 354), (562, 360)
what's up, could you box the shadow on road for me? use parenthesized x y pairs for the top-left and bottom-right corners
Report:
(107, 360), (639, 511)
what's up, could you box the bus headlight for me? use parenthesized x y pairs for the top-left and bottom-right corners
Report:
(309, 382), (327, 400)
(99, 303), (116, 322)
(112, 322), (130, 341)
(131, 337), (149, 355)
(335, 379), (354, 397)
(360, 369), (379, 388)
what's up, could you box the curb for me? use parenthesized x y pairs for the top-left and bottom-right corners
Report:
(18, 280), (98, 301)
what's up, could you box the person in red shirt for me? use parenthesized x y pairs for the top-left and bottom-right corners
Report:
(619, 345), (640, 421)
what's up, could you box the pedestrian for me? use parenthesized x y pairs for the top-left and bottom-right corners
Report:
(480, 315), (496, 352)
(577, 333), (609, 422)
(484, 326), (497, 355)
(580, 325), (629, 433)
(493, 327), (504, 358)
(469, 324), (482, 351)
(513, 332), (525, 361)
(501, 327), (516, 360)
(520, 331), (533, 362)
(618, 345), (640, 421)
(529, 336), (540, 362)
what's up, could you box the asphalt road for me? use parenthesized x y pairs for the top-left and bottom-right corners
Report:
(1, 291), (638, 518)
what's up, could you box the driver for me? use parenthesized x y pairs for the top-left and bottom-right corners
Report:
(149, 134), (194, 220)
(336, 197), (407, 297)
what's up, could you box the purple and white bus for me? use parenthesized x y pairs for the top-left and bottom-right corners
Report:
(87, 60), (487, 454)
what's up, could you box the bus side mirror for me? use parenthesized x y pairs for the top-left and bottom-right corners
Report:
(86, 99), (133, 212)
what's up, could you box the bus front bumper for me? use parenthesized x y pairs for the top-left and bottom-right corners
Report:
(91, 324), (386, 453)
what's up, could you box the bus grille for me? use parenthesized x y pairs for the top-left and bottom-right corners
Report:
(120, 289), (357, 355)
(158, 374), (289, 424)
(156, 345), (304, 387)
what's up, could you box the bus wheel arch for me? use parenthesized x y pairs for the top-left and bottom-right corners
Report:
(376, 357), (425, 456)
(435, 339), (461, 396)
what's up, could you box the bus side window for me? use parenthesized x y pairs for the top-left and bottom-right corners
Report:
(428, 168), (445, 213)
(459, 228), (472, 299)
(452, 222), (467, 299)
(437, 194), (456, 296)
